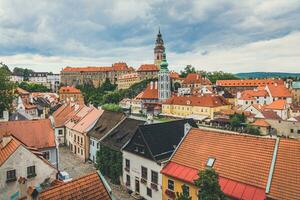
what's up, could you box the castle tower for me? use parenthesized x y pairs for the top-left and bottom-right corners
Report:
(154, 28), (165, 68)
(158, 52), (171, 101)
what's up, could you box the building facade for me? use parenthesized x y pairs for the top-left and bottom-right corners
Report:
(158, 53), (171, 102)
(117, 73), (141, 90)
(59, 86), (84, 104)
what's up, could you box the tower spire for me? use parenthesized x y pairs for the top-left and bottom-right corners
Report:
(154, 28), (165, 68)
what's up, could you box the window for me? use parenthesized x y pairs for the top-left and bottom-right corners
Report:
(298, 130), (300, 134)
(206, 157), (215, 168)
(151, 171), (158, 184)
(168, 179), (174, 191)
(147, 187), (152, 197)
(125, 159), (130, 171)
(126, 174), (131, 186)
(81, 149), (83, 155)
(97, 142), (100, 149)
(291, 129), (294, 133)
(81, 137), (83, 144)
(27, 166), (36, 178)
(141, 166), (147, 180)
(182, 184), (190, 197)
(43, 151), (50, 160)
(58, 130), (63, 135)
(6, 170), (16, 182)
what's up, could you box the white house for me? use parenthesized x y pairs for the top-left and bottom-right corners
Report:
(122, 119), (197, 200)
(0, 136), (57, 200)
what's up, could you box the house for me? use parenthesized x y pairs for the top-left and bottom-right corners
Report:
(181, 73), (211, 93)
(264, 100), (289, 120)
(88, 110), (125, 163)
(28, 72), (49, 88)
(161, 127), (300, 200)
(65, 106), (103, 161)
(15, 88), (38, 118)
(38, 171), (112, 200)
(136, 64), (159, 80)
(0, 119), (58, 168)
(117, 73), (141, 90)
(59, 86), (84, 104)
(0, 136), (57, 200)
(291, 81), (300, 103)
(46, 73), (60, 92)
(122, 119), (197, 200)
(161, 95), (231, 120)
(251, 119), (271, 135)
(51, 103), (80, 145)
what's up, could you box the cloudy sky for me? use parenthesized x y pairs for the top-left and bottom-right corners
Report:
(0, 0), (300, 73)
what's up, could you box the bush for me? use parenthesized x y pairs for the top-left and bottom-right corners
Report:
(101, 103), (123, 112)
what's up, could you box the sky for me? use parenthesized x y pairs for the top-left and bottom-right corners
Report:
(0, 0), (300, 73)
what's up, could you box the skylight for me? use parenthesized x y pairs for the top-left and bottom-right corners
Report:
(206, 157), (215, 168)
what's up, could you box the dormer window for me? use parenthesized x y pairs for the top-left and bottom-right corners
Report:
(206, 157), (215, 168)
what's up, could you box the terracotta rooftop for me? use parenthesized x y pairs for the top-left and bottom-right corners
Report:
(0, 119), (56, 149)
(59, 86), (81, 94)
(62, 63), (129, 72)
(268, 139), (300, 199)
(169, 71), (180, 79)
(136, 81), (158, 99)
(267, 84), (292, 98)
(264, 100), (287, 110)
(240, 89), (269, 100)
(16, 87), (29, 95)
(72, 107), (103, 133)
(168, 128), (276, 190)
(0, 137), (21, 166)
(182, 73), (211, 85)
(38, 171), (111, 200)
(260, 110), (282, 120)
(251, 119), (270, 127)
(163, 95), (230, 107)
(137, 64), (159, 72)
(52, 104), (79, 128)
(216, 79), (284, 87)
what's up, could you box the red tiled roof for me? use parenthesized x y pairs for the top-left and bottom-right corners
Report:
(59, 86), (81, 94)
(16, 87), (29, 95)
(137, 64), (159, 72)
(216, 79), (284, 87)
(62, 66), (113, 72)
(268, 139), (300, 199)
(182, 73), (211, 85)
(260, 110), (282, 120)
(52, 104), (79, 127)
(112, 62), (128, 71)
(136, 82), (158, 99)
(240, 89), (269, 100)
(169, 71), (180, 79)
(169, 128), (276, 190)
(38, 171), (111, 200)
(0, 137), (21, 166)
(251, 119), (270, 127)
(264, 100), (287, 110)
(0, 119), (56, 149)
(72, 107), (103, 133)
(267, 84), (292, 98)
(163, 95), (230, 107)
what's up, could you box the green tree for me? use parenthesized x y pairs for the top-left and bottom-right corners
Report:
(204, 71), (239, 84)
(194, 169), (225, 200)
(101, 103), (123, 112)
(229, 113), (246, 128)
(17, 82), (50, 92)
(176, 185), (192, 200)
(0, 68), (15, 115)
(0, 62), (11, 74)
(245, 125), (261, 135)
(180, 65), (196, 78)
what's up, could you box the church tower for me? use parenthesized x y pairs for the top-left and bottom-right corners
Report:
(158, 52), (171, 101)
(154, 28), (165, 68)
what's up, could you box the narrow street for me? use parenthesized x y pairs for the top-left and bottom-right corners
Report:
(58, 146), (134, 200)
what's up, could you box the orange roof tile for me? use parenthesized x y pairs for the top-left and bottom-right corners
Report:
(53, 104), (79, 127)
(136, 82), (158, 99)
(169, 128), (276, 190)
(169, 71), (180, 79)
(216, 79), (284, 87)
(59, 86), (81, 94)
(264, 100), (287, 110)
(38, 171), (111, 200)
(240, 89), (269, 100)
(0, 137), (21, 166)
(268, 139), (300, 200)
(251, 119), (270, 127)
(0, 119), (56, 149)
(72, 107), (103, 133)
(267, 84), (292, 98)
(112, 62), (129, 71)
(182, 73), (211, 85)
(137, 64), (159, 72)
(163, 95), (230, 107)
(62, 66), (114, 72)
(16, 87), (29, 95)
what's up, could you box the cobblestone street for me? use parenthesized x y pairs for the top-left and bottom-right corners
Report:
(58, 146), (134, 200)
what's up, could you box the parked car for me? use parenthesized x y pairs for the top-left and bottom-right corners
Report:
(58, 171), (73, 182)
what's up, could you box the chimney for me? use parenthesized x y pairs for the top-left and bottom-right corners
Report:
(2, 111), (9, 121)
(274, 83), (278, 87)
(150, 81), (153, 90)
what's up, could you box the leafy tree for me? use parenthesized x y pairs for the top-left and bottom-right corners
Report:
(17, 82), (50, 92)
(101, 103), (123, 112)
(245, 125), (261, 135)
(194, 169), (225, 200)
(204, 71), (239, 84)
(180, 65), (196, 78)
(176, 185), (192, 200)
(13, 67), (34, 77)
(229, 113), (246, 128)
(0, 62), (11, 74)
(0, 68), (15, 115)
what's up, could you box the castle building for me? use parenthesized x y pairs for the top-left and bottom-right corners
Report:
(158, 53), (171, 101)
(154, 29), (165, 68)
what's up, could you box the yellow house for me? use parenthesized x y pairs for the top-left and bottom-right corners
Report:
(117, 73), (141, 90)
(162, 95), (231, 119)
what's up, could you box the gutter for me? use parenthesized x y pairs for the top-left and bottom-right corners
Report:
(266, 137), (280, 194)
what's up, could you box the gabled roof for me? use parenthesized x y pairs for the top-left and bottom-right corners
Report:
(0, 137), (21, 166)
(124, 119), (197, 162)
(137, 64), (159, 72)
(251, 119), (270, 127)
(0, 119), (56, 149)
(101, 117), (145, 151)
(169, 71), (180, 79)
(136, 82), (158, 99)
(264, 100), (287, 110)
(38, 171), (111, 200)
(65, 106), (92, 129)
(72, 107), (103, 133)
(59, 86), (81, 94)
(52, 104), (79, 127)
(182, 73), (211, 85)
(267, 84), (292, 97)
(268, 139), (300, 199)
(163, 95), (230, 107)
(88, 110), (125, 140)
(260, 110), (282, 120)
(166, 128), (276, 190)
